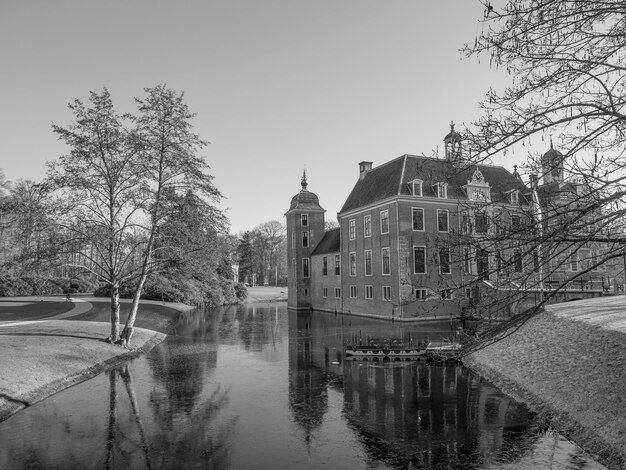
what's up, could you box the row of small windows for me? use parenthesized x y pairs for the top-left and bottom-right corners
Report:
(347, 208), (526, 241)
(409, 180), (448, 199)
(307, 246), (559, 279)
(410, 179), (520, 205)
(349, 209), (450, 240)
(320, 248), (391, 277)
(349, 211), (389, 239)
(318, 285), (453, 302)
(321, 285), (393, 301)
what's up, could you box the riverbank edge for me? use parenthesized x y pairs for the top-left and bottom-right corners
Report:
(0, 329), (166, 423)
(463, 310), (625, 470)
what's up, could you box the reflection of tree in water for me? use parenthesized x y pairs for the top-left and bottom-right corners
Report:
(147, 383), (237, 469)
(103, 347), (237, 469)
(147, 337), (216, 418)
(231, 304), (284, 353)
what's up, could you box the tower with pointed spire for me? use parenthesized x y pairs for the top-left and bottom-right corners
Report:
(285, 170), (326, 309)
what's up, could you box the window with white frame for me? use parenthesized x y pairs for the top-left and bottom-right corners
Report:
(412, 179), (423, 196)
(475, 212), (488, 234)
(570, 252), (579, 272)
(349, 252), (356, 276)
(302, 258), (310, 278)
(440, 289), (452, 300)
(364, 214), (371, 237)
(350, 285), (357, 298)
(302, 231), (309, 247)
(510, 191), (519, 205)
(322, 256), (328, 276)
(511, 214), (521, 231)
(335, 287), (341, 298)
(463, 247), (471, 274)
(412, 207), (424, 231)
(380, 209), (389, 234)
(349, 219), (356, 240)
(461, 212), (471, 234)
(364, 250), (372, 276)
(382, 247), (390, 275)
(383, 286), (391, 301)
(323, 287), (328, 298)
(304, 288), (309, 296)
(439, 247), (451, 274)
(365, 285), (373, 299)
(436, 183), (448, 199)
(301, 214), (308, 226)
(415, 288), (427, 300)
(334, 254), (340, 275)
(437, 209), (449, 232)
(414, 246), (426, 274)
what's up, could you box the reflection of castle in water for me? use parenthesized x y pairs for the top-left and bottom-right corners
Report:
(288, 310), (535, 467)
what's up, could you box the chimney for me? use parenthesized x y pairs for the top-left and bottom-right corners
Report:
(359, 161), (373, 180)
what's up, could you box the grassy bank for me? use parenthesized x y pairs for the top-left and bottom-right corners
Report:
(464, 311), (626, 469)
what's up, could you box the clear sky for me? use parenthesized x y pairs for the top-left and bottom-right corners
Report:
(0, 0), (524, 234)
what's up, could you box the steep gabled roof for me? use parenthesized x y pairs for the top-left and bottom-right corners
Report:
(339, 156), (406, 213)
(311, 228), (340, 255)
(339, 155), (530, 214)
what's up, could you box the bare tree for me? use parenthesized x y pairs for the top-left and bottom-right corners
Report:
(457, 0), (626, 348)
(119, 85), (220, 347)
(49, 88), (142, 343)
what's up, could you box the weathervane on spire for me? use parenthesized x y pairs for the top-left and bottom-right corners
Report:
(301, 168), (308, 190)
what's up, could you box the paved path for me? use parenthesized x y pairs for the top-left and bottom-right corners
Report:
(0, 298), (93, 327)
(547, 295), (626, 333)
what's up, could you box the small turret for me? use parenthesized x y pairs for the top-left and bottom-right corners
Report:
(444, 121), (464, 166)
(541, 138), (564, 184)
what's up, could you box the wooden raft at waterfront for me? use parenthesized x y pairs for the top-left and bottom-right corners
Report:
(344, 337), (462, 362)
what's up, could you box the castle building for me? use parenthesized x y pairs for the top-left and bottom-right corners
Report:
(286, 123), (532, 320)
(535, 140), (617, 294)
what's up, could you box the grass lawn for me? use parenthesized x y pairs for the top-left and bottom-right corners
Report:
(245, 286), (287, 302)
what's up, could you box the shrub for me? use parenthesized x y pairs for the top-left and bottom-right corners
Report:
(234, 282), (248, 302)
(93, 283), (134, 299)
(0, 277), (34, 297)
(142, 275), (184, 303)
(220, 278), (238, 305)
(69, 276), (99, 294)
(20, 277), (64, 295)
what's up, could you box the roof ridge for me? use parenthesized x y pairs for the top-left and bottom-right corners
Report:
(398, 155), (408, 196)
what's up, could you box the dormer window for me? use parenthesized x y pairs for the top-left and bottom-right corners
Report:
(411, 179), (423, 197)
(436, 182), (448, 199)
(510, 190), (519, 205)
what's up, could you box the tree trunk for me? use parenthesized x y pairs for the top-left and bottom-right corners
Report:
(120, 365), (153, 469)
(119, 275), (148, 348)
(108, 285), (121, 343)
(105, 370), (117, 469)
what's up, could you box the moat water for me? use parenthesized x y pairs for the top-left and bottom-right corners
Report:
(0, 303), (604, 469)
